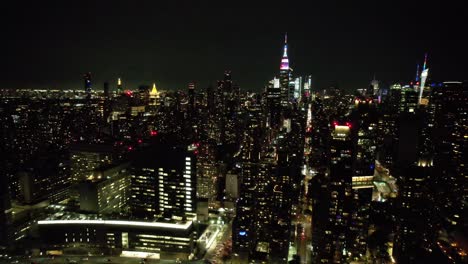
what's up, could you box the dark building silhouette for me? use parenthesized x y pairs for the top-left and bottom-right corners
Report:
(84, 72), (92, 99)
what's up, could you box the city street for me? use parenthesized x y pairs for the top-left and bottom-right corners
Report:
(294, 199), (312, 264)
(204, 220), (232, 264)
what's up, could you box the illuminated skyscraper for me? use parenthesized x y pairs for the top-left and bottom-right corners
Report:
(370, 76), (379, 96)
(326, 123), (354, 261)
(280, 33), (291, 107)
(130, 143), (197, 220)
(117, 77), (122, 94)
(266, 78), (281, 128)
(393, 164), (434, 263)
(347, 101), (378, 260)
(149, 83), (160, 106)
(188, 82), (195, 113)
(217, 71), (240, 147)
(431, 81), (467, 229)
(293, 76), (302, 101)
(196, 142), (217, 202)
(232, 106), (274, 263)
(400, 87), (419, 113)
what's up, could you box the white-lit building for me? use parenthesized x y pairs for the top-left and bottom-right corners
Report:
(37, 213), (200, 260)
(130, 144), (197, 220)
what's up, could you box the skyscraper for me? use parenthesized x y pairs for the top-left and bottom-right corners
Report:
(149, 83), (160, 106)
(130, 143), (197, 220)
(188, 82), (195, 114)
(280, 34), (291, 107)
(431, 81), (467, 230)
(393, 164), (434, 263)
(117, 77), (122, 94)
(83, 72), (92, 99)
(370, 77), (379, 96)
(312, 122), (355, 263)
(266, 77), (281, 128)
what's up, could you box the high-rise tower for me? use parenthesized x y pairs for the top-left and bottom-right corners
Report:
(280, 33), (291, 107)
(84, 72), (92, 99)
(117, 77), (122, 94)
(188, 82), (195, 113)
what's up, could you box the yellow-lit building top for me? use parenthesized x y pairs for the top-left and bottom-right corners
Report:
(150, 83), (159, 98)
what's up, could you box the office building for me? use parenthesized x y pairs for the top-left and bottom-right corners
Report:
(79, 163), (131, 214)
(70, 143), (114, 183)
(130, 143), (197, 220)
(38, 214), (199, 260)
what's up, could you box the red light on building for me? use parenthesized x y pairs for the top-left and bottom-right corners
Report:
(345, 122), (352, 128)
(137, 139), (142, 144)
(128, 146), (133, 151)
(150, 130), (158, 136)
(333, 121), (338, 127)
(194, 150), (199, 155)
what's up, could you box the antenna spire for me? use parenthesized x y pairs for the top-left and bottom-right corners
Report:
(423, 53), (428, 71)
(280, 33), (289, 70)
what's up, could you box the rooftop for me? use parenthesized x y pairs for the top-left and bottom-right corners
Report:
(38, 212), (194, 230)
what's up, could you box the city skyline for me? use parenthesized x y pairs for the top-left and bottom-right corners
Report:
(1, 2), (467, 264)
(3, 1), (468, 91)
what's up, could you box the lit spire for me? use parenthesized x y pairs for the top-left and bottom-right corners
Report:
(419, 51), (429, 104)
(150, 83), (158, 95)
(283, 32), (288, 57)
(422, 53), (428, 70)
(150, 83), (159, 97)
(118, 78), (122, 86)
(280, 33), (289, 70)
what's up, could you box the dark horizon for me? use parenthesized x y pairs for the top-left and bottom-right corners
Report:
(2, 1), (467, 91)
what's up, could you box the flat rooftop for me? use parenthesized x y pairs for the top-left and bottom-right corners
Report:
(38, 212), (193, 230)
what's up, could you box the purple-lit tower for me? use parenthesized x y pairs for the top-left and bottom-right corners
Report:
(280, 33), (291, 107)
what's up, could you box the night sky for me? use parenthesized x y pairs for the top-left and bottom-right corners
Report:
(3, 1), (467, 91)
